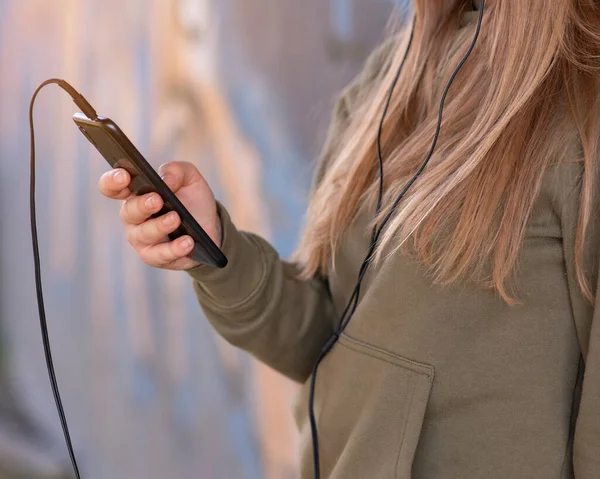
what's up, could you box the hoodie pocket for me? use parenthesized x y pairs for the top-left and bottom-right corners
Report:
(294, 333), (434, 479)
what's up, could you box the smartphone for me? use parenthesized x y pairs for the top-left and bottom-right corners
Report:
(73, 112), (227, 269)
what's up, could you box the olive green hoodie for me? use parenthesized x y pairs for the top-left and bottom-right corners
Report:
(187, 10), (600, 479)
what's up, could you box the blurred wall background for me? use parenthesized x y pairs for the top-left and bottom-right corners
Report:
(0, 0), (404, 477)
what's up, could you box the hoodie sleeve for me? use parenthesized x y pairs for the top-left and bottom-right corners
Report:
(186, 37), (397, 383)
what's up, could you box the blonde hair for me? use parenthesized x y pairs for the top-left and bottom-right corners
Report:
(296, 0), (600, 305)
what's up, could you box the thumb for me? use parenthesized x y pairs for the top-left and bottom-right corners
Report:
(158, 161), (205, 192)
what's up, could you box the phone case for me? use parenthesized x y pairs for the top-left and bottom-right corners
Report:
(73, 112), (227, 269)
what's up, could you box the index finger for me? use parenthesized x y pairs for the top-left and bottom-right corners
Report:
(98, 168), (133, 200)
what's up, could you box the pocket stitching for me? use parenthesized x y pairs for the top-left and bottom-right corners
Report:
(340, 332), (434, 382)
(395, 375), (418, 478)
(338, 332), (434, 478)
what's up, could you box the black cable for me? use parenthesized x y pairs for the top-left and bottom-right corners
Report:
(309, 2), (486, 478)
(29, 78), (97, 479)
(27, 5), (486, 476)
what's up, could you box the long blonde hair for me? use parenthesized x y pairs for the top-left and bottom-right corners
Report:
(296, 0), (600, 305)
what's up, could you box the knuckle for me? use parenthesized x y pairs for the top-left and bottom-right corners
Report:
(154, 251), (167, 266)
(169, 241), (183, 259)
(138, 247), (158, 266)
(156, 220), (170, 236)
(119, 202), (129, 223)
(125, 228), (137, 247)
(156, 248), (172, 266)
(138, 248), (151, 265)
(120, 200), (136, 223)
(140, 222), (157, 245)
(132, 197), (146, 218)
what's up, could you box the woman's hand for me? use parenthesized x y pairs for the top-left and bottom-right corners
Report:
(98, 161), (221, 271)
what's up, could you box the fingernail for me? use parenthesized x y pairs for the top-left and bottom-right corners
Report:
(161, 174), (172, 185)
(114, 170), (125, 183)
(145, 195), (156, 208)
(163, 212), (176, 225)
(182, 237), (194, 250)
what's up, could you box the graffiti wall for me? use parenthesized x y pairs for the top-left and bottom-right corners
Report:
(0, 0), (403, 477)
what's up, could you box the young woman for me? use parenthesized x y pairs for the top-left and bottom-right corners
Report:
(98, 0), (600, 477)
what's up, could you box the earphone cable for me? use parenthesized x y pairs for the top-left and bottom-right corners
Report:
(309, 2), (486, 478)
(26, 5), (486, 476)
